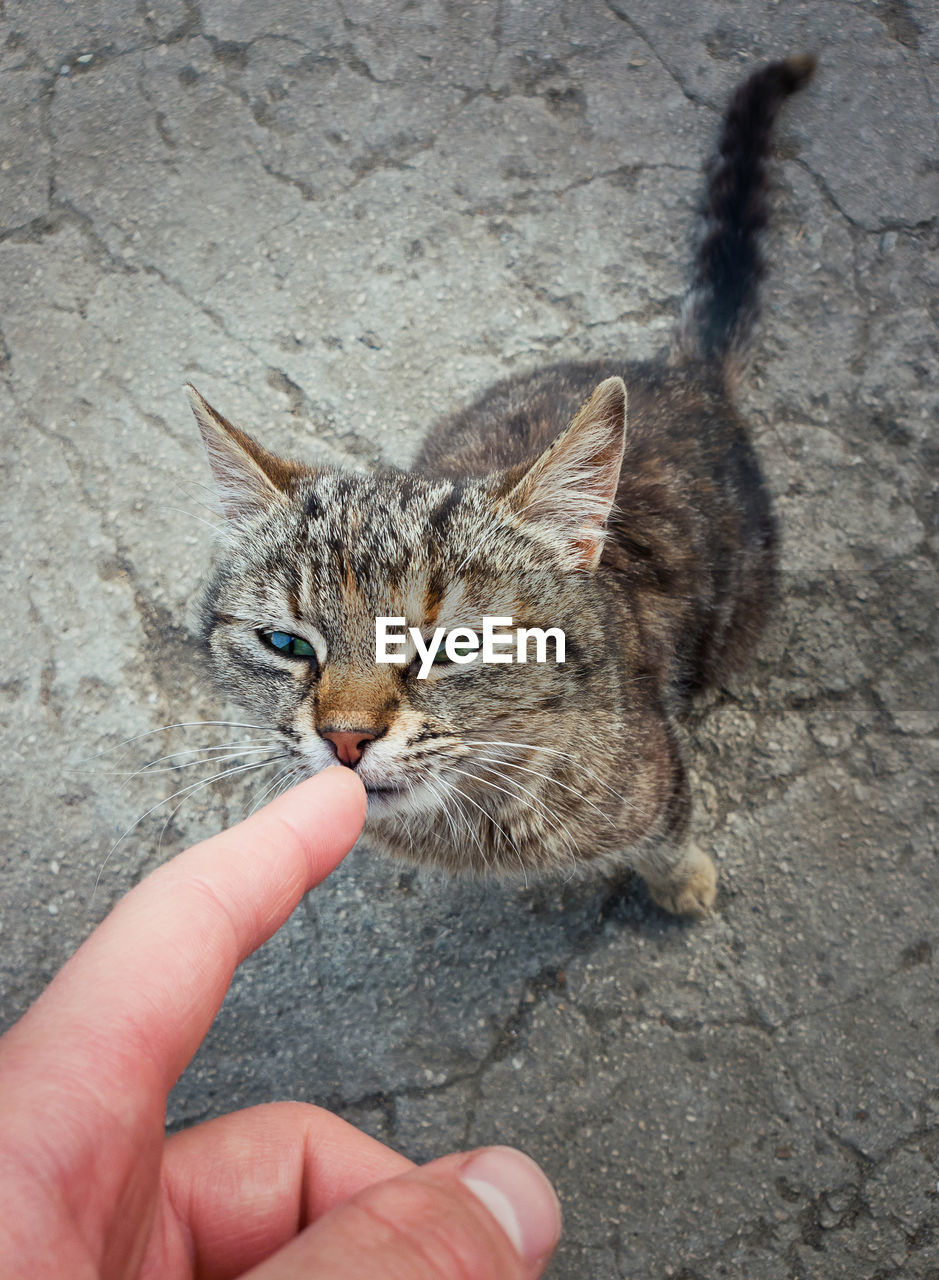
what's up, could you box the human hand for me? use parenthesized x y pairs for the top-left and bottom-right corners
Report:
(0, 766), (560, 1278)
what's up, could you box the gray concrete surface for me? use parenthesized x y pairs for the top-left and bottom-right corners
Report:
(1, 1), (937, 1276)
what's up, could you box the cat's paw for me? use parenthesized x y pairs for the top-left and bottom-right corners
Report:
(647, 850), (717, 919)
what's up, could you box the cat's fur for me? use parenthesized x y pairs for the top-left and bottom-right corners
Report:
(189, 57), (815, 917)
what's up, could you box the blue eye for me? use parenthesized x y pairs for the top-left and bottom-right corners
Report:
(264, 630), (317, 660)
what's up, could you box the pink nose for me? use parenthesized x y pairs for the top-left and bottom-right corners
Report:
(320, 729), (377, 767)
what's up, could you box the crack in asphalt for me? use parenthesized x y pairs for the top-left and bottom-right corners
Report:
(602, 2), (719, 112)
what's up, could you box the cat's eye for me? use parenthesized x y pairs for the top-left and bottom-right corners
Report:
(431, 636), (480, 665)
(262, 630), (317, 661)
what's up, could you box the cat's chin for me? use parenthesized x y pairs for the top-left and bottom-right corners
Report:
(363, 784), (407, 816)
(362, 778), (437, 821)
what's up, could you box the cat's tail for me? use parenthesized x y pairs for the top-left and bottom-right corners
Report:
(670, 55), (816, 371)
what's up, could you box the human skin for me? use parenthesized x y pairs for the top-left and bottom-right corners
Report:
(0, 766), (560, 1279)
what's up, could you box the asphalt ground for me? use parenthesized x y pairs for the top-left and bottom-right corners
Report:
(1, 3), (937, 1276)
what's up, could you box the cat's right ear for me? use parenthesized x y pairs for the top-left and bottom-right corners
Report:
(186, 385), (297, 521)
(503, 376), (627, 572)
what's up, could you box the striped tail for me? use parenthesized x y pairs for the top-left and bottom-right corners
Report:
(672, 55), (816, 369)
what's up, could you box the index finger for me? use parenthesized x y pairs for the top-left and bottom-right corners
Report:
(2, 766), (366, 1103)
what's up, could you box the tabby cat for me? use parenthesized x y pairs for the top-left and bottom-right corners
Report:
(188, 57), (815, 917)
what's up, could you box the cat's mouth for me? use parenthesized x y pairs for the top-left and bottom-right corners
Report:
(362, 777), (441, 819)
(362, 781), (407, 815)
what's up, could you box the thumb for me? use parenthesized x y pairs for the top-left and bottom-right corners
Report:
(243, 1146), (561, 1279)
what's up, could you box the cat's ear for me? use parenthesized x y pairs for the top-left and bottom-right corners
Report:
(186, 385), (298, 520)
(504, 376), (627, 572)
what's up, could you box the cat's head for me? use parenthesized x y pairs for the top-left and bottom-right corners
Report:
(189, 379), (627, 833)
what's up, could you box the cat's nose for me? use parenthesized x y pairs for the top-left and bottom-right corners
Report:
(320, 728), (378, 767)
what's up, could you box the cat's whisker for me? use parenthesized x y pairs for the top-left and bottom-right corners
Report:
(76, 720), (275, 770)
(471, 753), (625, 872)
(263, 768), (299, 811)
(135, 738), (282, 767)
(112, 742), (283, 792)
(442, 768), (537, 880)
(173, 474), (224, 508)
(467, 761), (584, 868)
(420, 775), (457, 850)
(451, 763), (580, 871)
(422, 774), (459, 848)
(424, 773), (487, 867)
(242, 761), (296, 817)
(381, 773), (418, 859)
(165, 504), (230, 539)
(471, 751), (617, 828)
(93, 754), (284, 896)
(108, 748), (282, 811)
(470, 741), (648, 819)
(170, 477), (230, 528)
(437, 775), (521, 877)
(464, 739), (634, 809)
(275, 767), (304, 803)
(154, 753), (288, 858)
(397, 777), (419, 860)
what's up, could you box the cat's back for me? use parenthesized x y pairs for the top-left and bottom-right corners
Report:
(411, 360), (701, 476)
(412, 357), (741, 481)
(413, 356), (776, 692)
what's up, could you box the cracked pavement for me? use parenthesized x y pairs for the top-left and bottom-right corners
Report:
(1, 1), (937, 1276)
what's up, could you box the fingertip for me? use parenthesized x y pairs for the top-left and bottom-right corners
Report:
(317, 764), (368, 816)
(310, 766), (369, 839)
(275, 767), (368, 882)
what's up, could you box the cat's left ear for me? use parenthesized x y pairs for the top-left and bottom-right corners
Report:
(187, 385), (300, 521)
(504, 376), (627, 572)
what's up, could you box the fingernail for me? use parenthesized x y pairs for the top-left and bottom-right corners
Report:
(460, 1146), (561, 1264)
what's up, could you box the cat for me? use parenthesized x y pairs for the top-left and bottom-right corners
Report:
(187, 56), (815, 917)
